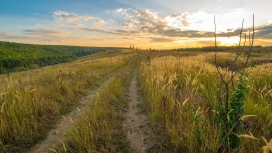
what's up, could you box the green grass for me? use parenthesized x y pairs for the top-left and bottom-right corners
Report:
(0, 41), (123, 74)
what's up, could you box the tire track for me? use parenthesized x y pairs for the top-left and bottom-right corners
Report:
(28, 59), (133, 153)
(123, 60), (155, 153)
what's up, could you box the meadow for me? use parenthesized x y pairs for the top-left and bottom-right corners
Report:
(139, 49), (272, 152)
(0, 46), (272, 153)
(0, 50), (134, 152)
(52, 53), (137, 153)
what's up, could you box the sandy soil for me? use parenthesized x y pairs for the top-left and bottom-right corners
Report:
(28, 75), (116, 153)
(28, 59), (155, 153)
(123, 64), (155, 153)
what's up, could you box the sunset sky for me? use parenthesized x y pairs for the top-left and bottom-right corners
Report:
(1, 0), (272, 49)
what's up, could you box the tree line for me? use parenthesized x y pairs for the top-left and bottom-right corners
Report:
(0, 41), (120, 74)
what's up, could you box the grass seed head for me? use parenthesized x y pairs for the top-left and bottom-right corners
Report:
(240, 115), (257, 121)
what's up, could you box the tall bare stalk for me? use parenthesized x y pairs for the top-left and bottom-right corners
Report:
(214, 14), (255, 152)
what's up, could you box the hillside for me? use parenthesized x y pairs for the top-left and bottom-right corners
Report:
(0, 41), (121, 73)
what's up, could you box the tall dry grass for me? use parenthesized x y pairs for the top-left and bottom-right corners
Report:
(139, 52), (272, 152)
(0, 51), (134, 152)
(53, 55), (137, 153)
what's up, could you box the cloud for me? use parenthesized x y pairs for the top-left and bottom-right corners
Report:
(81, 28), (118, 35)
(71, 24), (84, 28)
(254, 24), (272, 39)
(216, 29), (241, 37)
(23, 29), (68, 37)
(123, 19), (139, 28)
(94, 19), (106, 25)
(132, 9), (163, 27)
(156, 29), (214, 38)
(81, 28), (140, 36)
(149, 37), (176, 42)
(77, 8), (272, 41)
(0, 32), (38, 40)
(115, 8), (133, 18)
(37, 23), (84, 30)
(53, 11), (93, 22)
(119, 9), (214, 38)
(116, 8), (124, 13)
(127, 9), (211, 31)
(214, 24), (272, 39)
(36, 23), (66, 27)
(52, 11), (106, 25)
(80, 26), (215, 38)
(115, 9), (213, 38)
(165, 13), (190, 27)
(0, 31), (85, 43)
(49, 9), (255, 40)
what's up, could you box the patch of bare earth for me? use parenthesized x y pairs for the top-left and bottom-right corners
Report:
(28, 76), (115, 153)
(123, 66), (155, 153)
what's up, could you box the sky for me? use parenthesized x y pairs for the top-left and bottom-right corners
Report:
(0, 0), (272, 49)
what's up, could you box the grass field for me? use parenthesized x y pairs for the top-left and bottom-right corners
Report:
(0, 48), (272, 153)
(0, 50), (134, 152)
(139, 50), (272, 152)
(52, 54), (137, 153)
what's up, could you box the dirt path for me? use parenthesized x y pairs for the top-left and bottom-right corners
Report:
(28, 67), (127, 153)
(123, 62), (155, 153)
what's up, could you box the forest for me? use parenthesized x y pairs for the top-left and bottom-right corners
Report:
(0, 41), (120, 73)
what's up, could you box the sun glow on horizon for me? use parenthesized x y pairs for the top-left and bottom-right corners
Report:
(217, 36), (241, 46)
(1, 0), (272, 49)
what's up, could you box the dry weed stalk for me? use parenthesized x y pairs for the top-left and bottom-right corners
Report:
(214, 14), (255, 152)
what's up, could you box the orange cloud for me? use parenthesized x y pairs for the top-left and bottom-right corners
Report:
(52, 11), (106, 25)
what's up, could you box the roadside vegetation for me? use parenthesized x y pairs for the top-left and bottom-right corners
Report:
(53, 55), (137, 153)
(0, 50), (133, 152)
(139, 50), (272, 152)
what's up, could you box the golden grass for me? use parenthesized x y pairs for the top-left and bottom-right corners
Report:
(139, 51), (272, 152)
(53, 54), (137, 153)
(1, 49), (271, 152)
(262, 137), (272, 153)
(0, 50), (134, 152)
